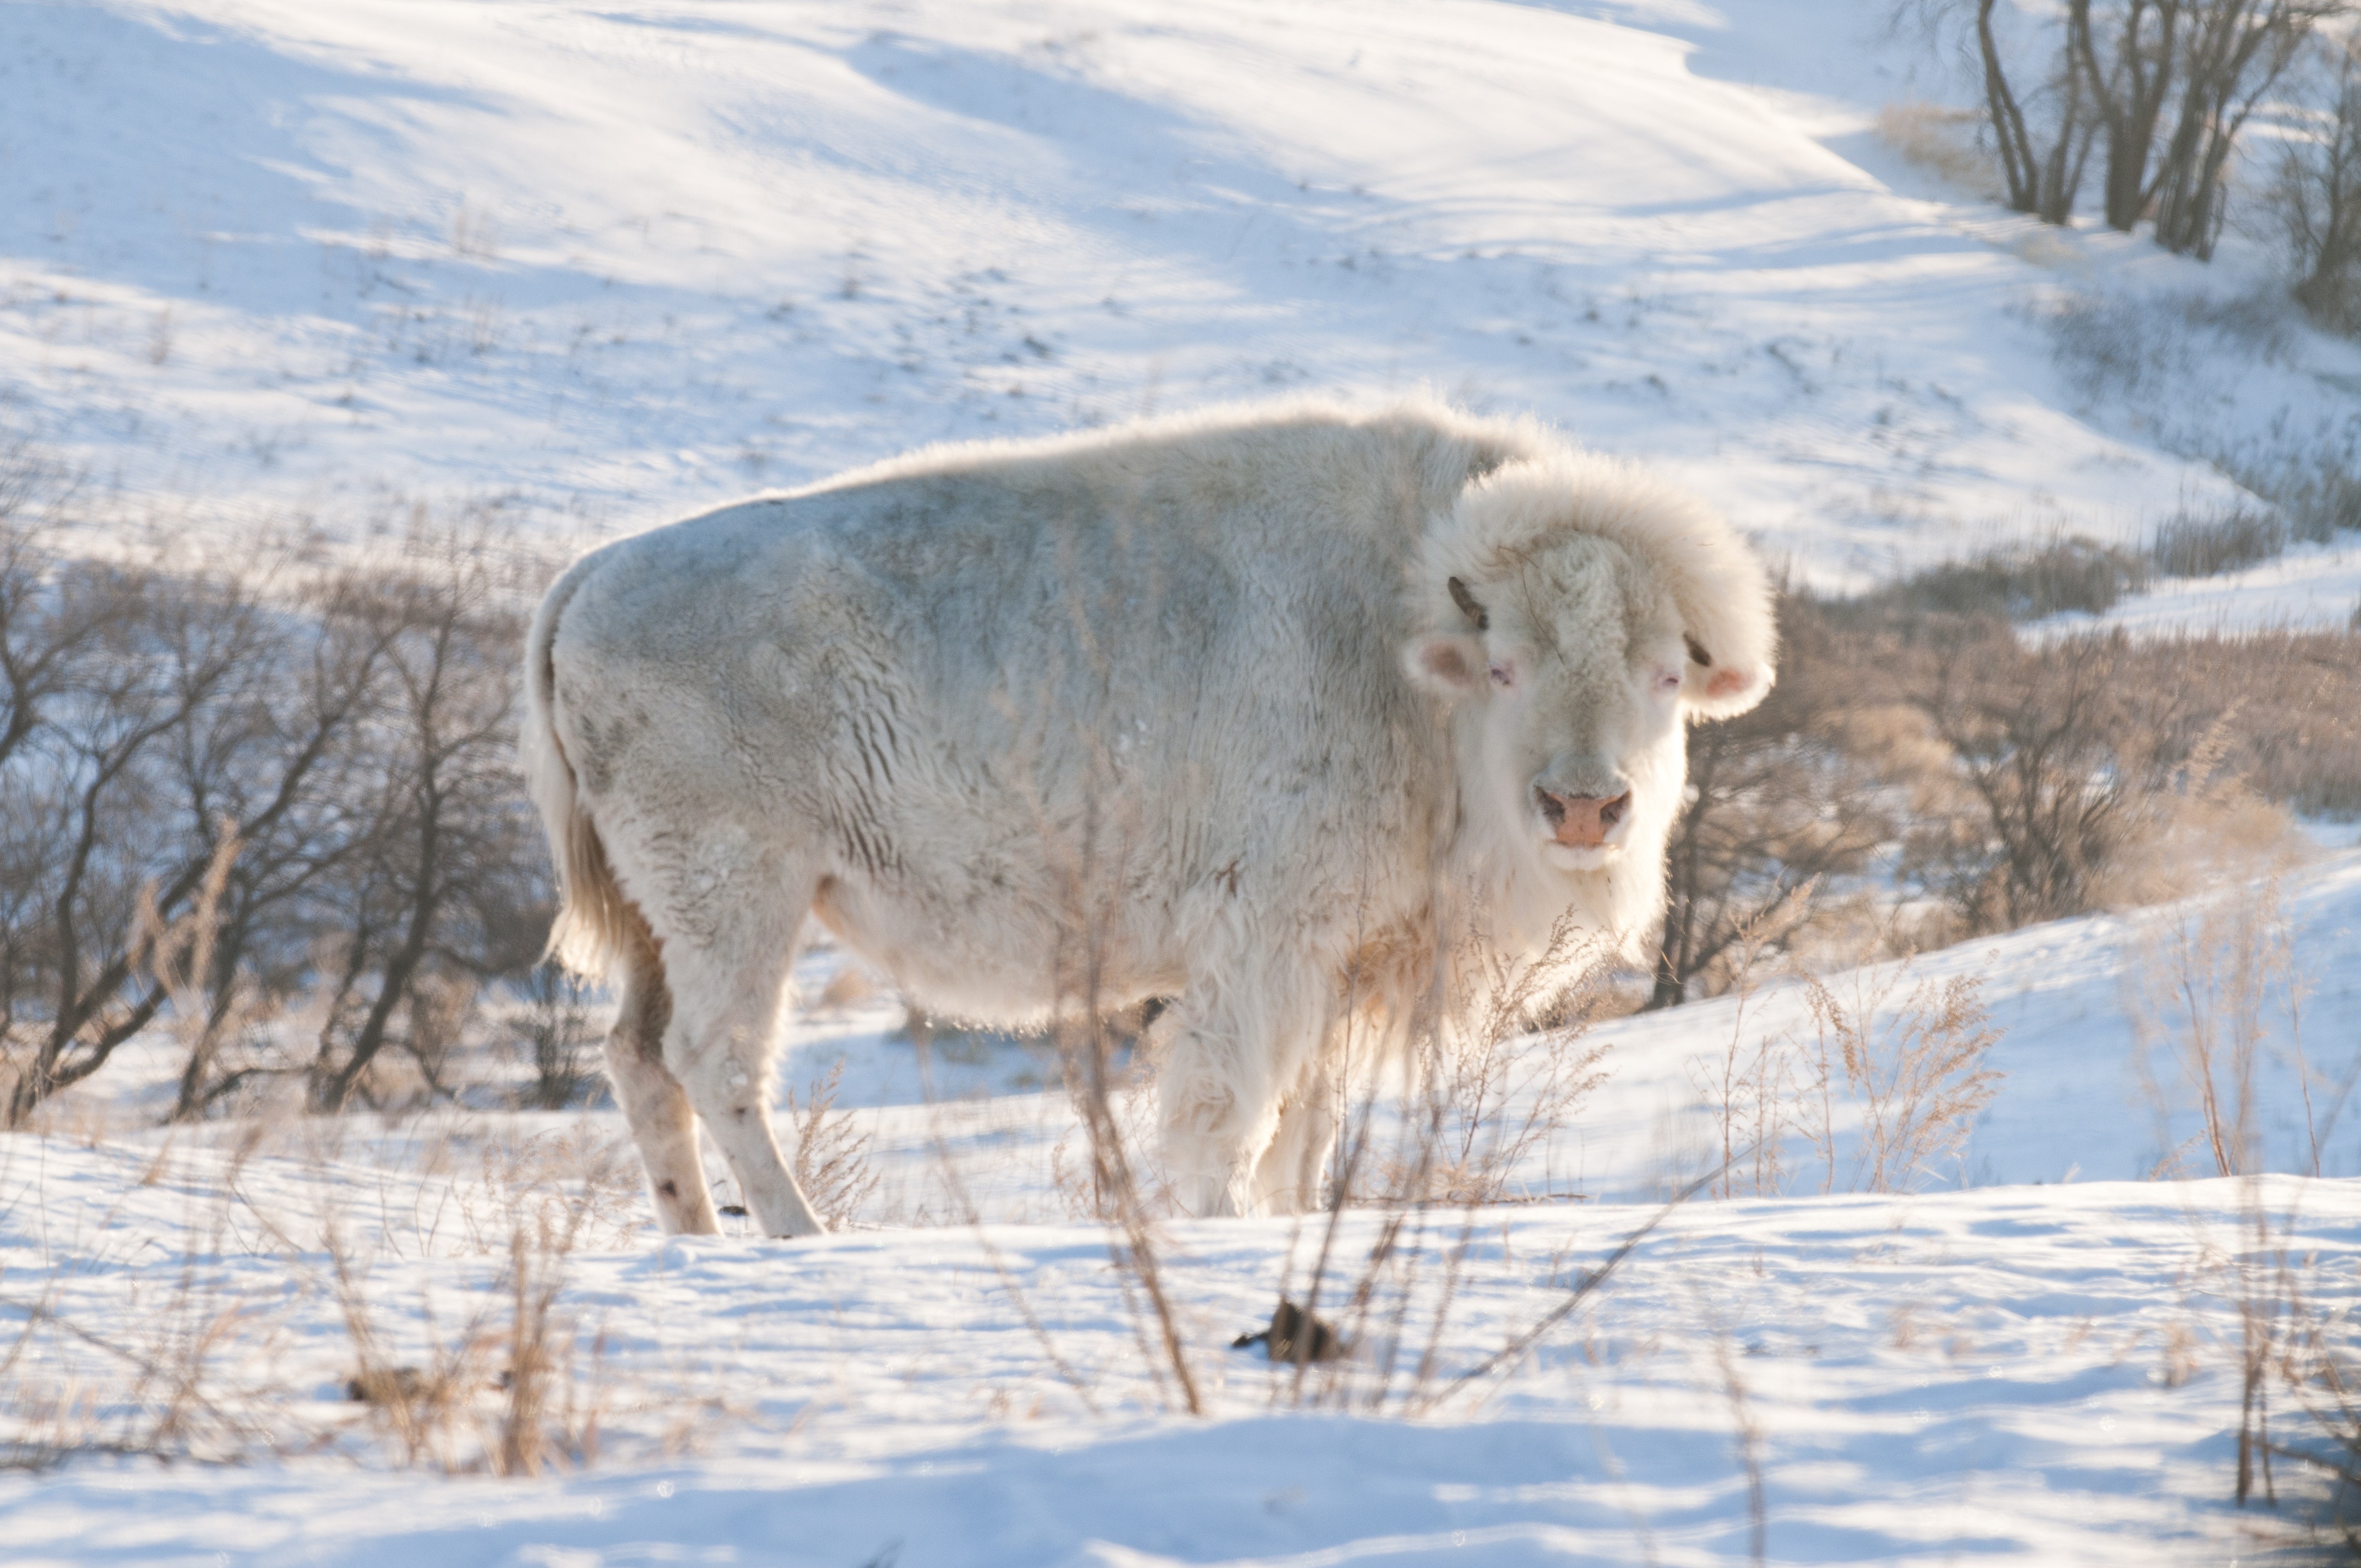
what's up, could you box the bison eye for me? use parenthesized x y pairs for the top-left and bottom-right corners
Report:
(1488, 662), (1513, 688)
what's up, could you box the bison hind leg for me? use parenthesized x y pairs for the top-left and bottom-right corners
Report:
(657, 888), (826, 1240)
(605, 912), (721, 1235)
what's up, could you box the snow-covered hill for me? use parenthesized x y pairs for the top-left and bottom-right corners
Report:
(9, 0), (2358, 614)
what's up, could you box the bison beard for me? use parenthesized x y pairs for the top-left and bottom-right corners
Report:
(521, 396), (1776, 1235)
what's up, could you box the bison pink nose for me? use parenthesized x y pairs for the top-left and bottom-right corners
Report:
(1535, 786), (1631, 850)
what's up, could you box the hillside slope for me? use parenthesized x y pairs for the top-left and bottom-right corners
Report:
(10, 0), (2354, 609)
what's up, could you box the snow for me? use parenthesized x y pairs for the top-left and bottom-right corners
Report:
(10, 0), (2361, 1561)
(5, 848), (2356, 1564)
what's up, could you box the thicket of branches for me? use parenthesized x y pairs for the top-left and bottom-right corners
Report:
(0, 464), (552, 1126)
(2271, 38), (2361, 330)
(1929, 2), (2361, 331)
(1960, 0), (2338, 257)
(1652, 579), (2354, 1002)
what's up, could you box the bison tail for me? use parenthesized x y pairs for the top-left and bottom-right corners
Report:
(521, 558), (634, 979)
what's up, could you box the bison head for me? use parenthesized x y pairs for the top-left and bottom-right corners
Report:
(1402, 456), (1775, 921)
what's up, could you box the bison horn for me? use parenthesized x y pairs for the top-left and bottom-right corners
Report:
(1683, 633), (1712, 667)
(1448, 576), (1488, 631)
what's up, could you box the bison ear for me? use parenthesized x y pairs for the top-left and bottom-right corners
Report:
(1679, 636), (1770, 718)
(1403, 632), (1483, 699)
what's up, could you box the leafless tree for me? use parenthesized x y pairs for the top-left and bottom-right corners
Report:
(2069, 0), (2184, 228)
(302, 538), (545, 1113)
(2271, 39), (2361, 329)
(1978, 0), (2102, 222)
(1649, 595), (1897, 1008)
(1961, 0), (2342, 253)
(0, 541), (295, 1125)
(2148, 0), (2331, 258)
(159, 568), (410, 1120)
(0, 464), (554, 1125)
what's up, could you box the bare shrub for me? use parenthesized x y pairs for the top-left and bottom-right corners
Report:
(1651, 591), (1896, 1006)
(2094, 716), (2308, 908)
(1656, 579), (2354, 998)
(1874, 535), (2152, 620)
(1799, 967), (2004, 1192)
(2050, 286), (2297, 407)
(784, 1059), (881, 1229)
(2129, 878), (2303, 1177)
(0, 463), (557, 1125)
(2222, 434), (2361, 542)
(2075, 628), (2361, 818)
(1843, 612), (2332, 914)
(508, 964), (600, 1111)
(2151, 503), (2289, 575)
(1900, 627), (2158, 930)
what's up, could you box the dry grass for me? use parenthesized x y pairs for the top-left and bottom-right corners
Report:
(783, 1059), (881, 1231)
(328, 1200), (615, 1476)
(1687, 921), (2004, 1201)
(1875, 101), (2004, 200)
(0, 1093), (742, 1477)
(1370, 917), (1616, 1210)
(1, 1255), (287, 1468)
(2110, 874), (2361, 1534)
(1, 1156), (291, 1469)
(2129, 879), (2307, 1179)
(1798, 967), (2003, 1195)
(2150, 505), (2289, 578)
(1237, 913), (1628, 1418)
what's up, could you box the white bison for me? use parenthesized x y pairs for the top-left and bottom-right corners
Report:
(521, 398), (1775, 1235)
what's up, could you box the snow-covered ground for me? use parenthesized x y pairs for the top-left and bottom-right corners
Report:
(12, 0), (2361, 1562)
(7, 849), (2360, 1564)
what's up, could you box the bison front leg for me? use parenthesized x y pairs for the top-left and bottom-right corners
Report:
(1156, 968), (1323, 1218)
(1248, 1066), (1340, 1216)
